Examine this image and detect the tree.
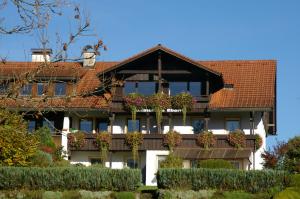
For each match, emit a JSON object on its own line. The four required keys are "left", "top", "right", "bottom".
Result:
{"left": 0, "top": 0, "right": 107, "bottom": 110}
{"left": 0, "top": 109, "right": 39, "bottom": 166}
{"left": 261, "top": 136, "right": 300, "bottom": 173}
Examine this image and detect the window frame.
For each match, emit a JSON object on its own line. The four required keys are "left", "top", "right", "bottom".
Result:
{"left": 79, "top": 118, "right": 93, "bottom": 133}
{"left": 96, "top": 118, "right": 109, "bottom": 132}
{"left": 225, "top": 118, "right": 241, "bottom": 132}
{"left": 123, "top": 81, "right": 157, "bottom": 96}
{"left": 20, "top": 83, "right": 32, "bottom": 96}
{"left": 191, "top": 117, "right": 205, "bottom": 134}
{"left": 0, "top": 82, "right": 9, "bottom": 95}
{"left": 127, "top": 118, "right": 141, "bottom": 133}
{"left": 54, "top": 82, "right": 67, "bottom": 96}
{"left": 37, "top": 83, "right": 45, "bottom": 96}
{"left": 168, "top": 81, "right": 203, "bottom": 96}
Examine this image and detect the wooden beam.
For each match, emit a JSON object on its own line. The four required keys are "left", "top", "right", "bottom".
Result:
{"left": 158, "top": 52, "right": 162, "bottom": 92}
{"left": 146, "top": 112, "right": 150, "bottom": 134}
{"left": 118, "top": 70, "right": 191, "bottom": 74}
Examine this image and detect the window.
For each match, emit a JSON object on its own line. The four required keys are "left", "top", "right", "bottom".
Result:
{"left": 124, "top": 81, "right": 156, "bottom": 96}
{"left": 138, "top": 82, "right": 156, "bottom": 96}
{"left": 28, "top": 120, "right": 36, "bottom": 132}
{"left": 0, "top": 83, "right": 8, "bottom": 95}
{"left": 226, "top": 119, "right": 240, "bottom": 131}
{"left": 37, "top": 83, "right": 46, "bottom": 96}
{"left": 90, "top": 158, "right": 102, "bottom": 165}
{"left": 127, "top": 119, "right": 140, "bottom": 132}
{"left": 43, "top": 120, "right": 55, "bottom": 132}
{"left": 126, "top": 159, "right": 138, "bottom": 169}
{"left": 169, "top": 82, "right": 187, "bottom": 95}
{"left": 124, "top": 82, "right": 136, "bottom": 95}
{"left": 189, "top": 82, "right": 202, "bottom": 96}
{"left": 20, "top": 84, "right": 32, "bottom": 96}
{"left": 230, "top": 161, "right": 240, "bottom": 169}
{"left": 55, "top": 82, "right": 66, "bottom": 96}
{"left": 192, "top": 119, "right": 205, "bottom": 134}
{"left": 80, "top": 119, "right": 93, "bottom": 133}
{"left": 97, "top": 121, "right": 108, "bottom": 132}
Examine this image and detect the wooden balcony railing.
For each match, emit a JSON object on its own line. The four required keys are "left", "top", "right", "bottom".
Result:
{"left": 69, "top": 134, "right": 256, "bottom": 151}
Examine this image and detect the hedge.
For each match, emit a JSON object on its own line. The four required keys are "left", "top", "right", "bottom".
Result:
{"left": 0, "top": 167, "right": 141, "bottom": 191}
{"left": 157, "top": 168, "right": 290, "bottom": 193}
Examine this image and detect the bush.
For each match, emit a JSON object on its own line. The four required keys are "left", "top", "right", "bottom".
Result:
{"left": 159, "top": 154, "right": 183, "bottom": 168}
{"left": 157, "top": 168, "right": 290, "bottom": 193}
{"left": 198, "top": 159, "right": 234, "bottom": 169}
{"left": 33, "top": 126, "right": 56, "bottom": 148}
{"left": 0, "top": 109, "right": 39, "bottom": 166}
{"left": 0, "top": 167, "right": 141, "bottom": 191}
{"left": 52, "top": 159, "right": 70, "bottom": 167}
{"left": 31, "top": 150, "right": 53, "bottom": 167}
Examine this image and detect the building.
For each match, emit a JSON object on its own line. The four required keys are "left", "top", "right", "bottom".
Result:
{"left": 0, "top": 45, "right": 276, "bottom": 186}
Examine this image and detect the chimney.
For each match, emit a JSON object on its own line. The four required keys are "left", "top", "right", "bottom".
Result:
{"left": 83, "top": 51, "right": 96, "bottom": 67}
{"left": 31, "top": 48, "right": 52, "bottom": 62}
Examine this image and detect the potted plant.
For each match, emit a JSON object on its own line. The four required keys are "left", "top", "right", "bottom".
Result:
{"left": 171, "top": 92, "right": 195, "bottom": 125}
{"left": 163, "top": 130, "right": 182, "bottom": 152}
{"left": 227, "top": 129, "right": 246, "bottom": 149}
{"left": 123, "top": 93, "right": 146, "bottom": 121}
{"left": 148, "top": 92, "right": 171, "bottom": 133}
{"left": 67, "top": 131, "right": 86, "bottom": 149}
{"left": 93, "top": 132, "right": 112, "bottom": 166}
{"left": 255, "top": 134, "right": 263, "bottom": 151}
{"left": 125, "top": 132, "right": 144, "bottom": 166}
{"left": 197, "top": 130, "right": 216, "bottom": 149}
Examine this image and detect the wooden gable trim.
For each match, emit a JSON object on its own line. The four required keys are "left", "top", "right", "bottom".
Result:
{"left": 96, "top": 44, "right": 222, "bottom": 77}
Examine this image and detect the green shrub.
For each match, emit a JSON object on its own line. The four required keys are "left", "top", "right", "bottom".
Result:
{"left": 198, "top": 159, "right": 234, "bottom": 169}
{"left": 159, "top": 154, "right": 183, "bottom": 168}
{"left": 33, "top": 126, "right": 56, "bottom": 148}
{"left": 113, "top": 192, "right": 135, "bottom": 199}
{"left": 31, "top": 150, "right": 53, "bottom": 167}
{"left": 0, "top": 167, "right": 141, "bottom": 191}
{"left": 157, "top": 168, "right": 290, "bottom": 193}
{"left": 52, "top": 159, "right": 70, "bottom": 167}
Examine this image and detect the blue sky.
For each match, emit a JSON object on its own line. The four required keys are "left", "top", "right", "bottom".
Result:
{"left": 1, "top": 0, "right": 300, "bottom": 147}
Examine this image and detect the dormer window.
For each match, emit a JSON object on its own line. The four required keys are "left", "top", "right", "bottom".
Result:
{"left": 20, "top": 84, "right": 32, "bottom": 96}
{"left": 55, "top": 82, "right": 66, "bottom": 96}
{"left": 0, "top": 83, "right": 8, "bottom": 95}
{"left": 37, "top": 83, "right": 46, "bottom": 96}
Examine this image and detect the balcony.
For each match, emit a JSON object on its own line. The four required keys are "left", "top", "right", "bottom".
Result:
{"left": 110, "top": 86, "right": 210, "bottom": 113}
{"left": 68, "top": 133, "right": 256, "bottom": 152}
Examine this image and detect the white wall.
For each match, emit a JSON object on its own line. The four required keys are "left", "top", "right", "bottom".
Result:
{"left": 145, "top": 150, "right": 169, "bottom": 186}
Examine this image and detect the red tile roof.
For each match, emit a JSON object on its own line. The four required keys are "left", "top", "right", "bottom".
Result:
{"left": 199, "top": 60, "right": 276, "bottom": 110}
{"left": 0, "top": 59, "right": 276, "bottom": 110}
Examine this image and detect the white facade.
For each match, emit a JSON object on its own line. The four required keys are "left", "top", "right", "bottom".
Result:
{"left": 66, "top": 111, "right": 267, "bottom": 186}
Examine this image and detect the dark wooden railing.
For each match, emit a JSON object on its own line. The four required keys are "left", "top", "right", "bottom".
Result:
{"left": 69, "top": 134, "right": 256, "bottom": 151}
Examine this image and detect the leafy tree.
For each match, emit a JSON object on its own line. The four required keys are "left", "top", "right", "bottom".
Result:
{"left": 0, "top": 109, "right": 39, "bottom": 166}
{"left": 33, "top": 126, "right": 56, "bottom": 148}
{"left": 262, "top": 136, "right": 300, "bottom": 173}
